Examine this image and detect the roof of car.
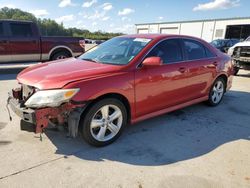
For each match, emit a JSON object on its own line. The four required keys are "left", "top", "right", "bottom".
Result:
{"left": 119, "top": 34, "right": 206, "bottom": 42}
{"left": 121, "top": 34, "right": 175, "bottom": 39}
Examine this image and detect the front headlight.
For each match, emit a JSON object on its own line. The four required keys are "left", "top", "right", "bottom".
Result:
{"left": 25, "top": 88, "right": 80, "bottom": 108}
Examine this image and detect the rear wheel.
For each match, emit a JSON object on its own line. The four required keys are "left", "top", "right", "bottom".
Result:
{"left": 80, "top": 98, "right": 127, "bottom": 147}
{"left": 207, "top": 78, "right": 225, "bottom": 106}
{"left": 51, "top": 51, "right": 71, "bottom": 60}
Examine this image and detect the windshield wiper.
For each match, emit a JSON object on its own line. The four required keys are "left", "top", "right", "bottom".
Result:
{"left": 81, "top": 58, "right": 101, "bottom": 63}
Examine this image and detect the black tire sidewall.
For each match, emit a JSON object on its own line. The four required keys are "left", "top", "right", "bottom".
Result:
{"left": 207, "top": 78, "right": 225, "bottom": 106}
{"left": 80, "top": 98, "right": 127, "bottom": 147}
{"left": 51, "top": 51, "right": 70, "bottom": 60}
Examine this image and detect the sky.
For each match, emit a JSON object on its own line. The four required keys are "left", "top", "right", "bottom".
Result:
{"left": 0, "top": 0, "right": 249, "bottom": 33}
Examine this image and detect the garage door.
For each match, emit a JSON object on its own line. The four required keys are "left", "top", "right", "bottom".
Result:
{"left": 137, "top": 29, "right": 149, "bottom": 34}
{"left": 160, "top": 27, "right": 179, "bottom": 34}
{"left": 225, "top": 24, "right": 250, "bottom": 40}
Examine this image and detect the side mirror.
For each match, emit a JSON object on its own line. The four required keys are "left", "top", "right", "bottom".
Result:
{"left": 142, "top": 57, "right": 163, "bottom": 67}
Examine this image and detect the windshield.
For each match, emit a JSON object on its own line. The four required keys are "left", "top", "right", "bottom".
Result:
{"left": 79, "top": 37, "right": 152, "bottom": 65}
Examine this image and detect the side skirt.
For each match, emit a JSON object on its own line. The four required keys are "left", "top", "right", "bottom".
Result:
{"left": 132, "top": 96, "right": 208, "bottom": 124}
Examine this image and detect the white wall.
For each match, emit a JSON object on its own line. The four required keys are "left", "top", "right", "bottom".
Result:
{"left": 148, "top": 24, "right": 159, "bottom": 33}
{"left": 138, "top": 29, "right": 149, "bottom": 34}
{"left": 159, "top": 23, "right": 180, "bottom": 34}
{"left": 180, "top": 22, "right": 203, "bottom": 38}
{"left": 136, "top": 18, "right": 250, "bottom": 42}
{"left": 160, "top": 28, "right": 179, "bottom": 34}
{"left": 201, "top": 21, "right": 215, "bottom": 42}
{"left": 136, "top": 25, "right": 149, "bottom": 34}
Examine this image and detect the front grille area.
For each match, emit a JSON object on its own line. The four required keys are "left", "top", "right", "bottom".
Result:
{"left": 240, "top": 47, "right": 250, "bottom": 58}
{"left": 233, "top": 46, "right": 250, "bottom": 58}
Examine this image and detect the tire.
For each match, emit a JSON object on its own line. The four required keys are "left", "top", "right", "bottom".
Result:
{"left": 80, "top": 98, "right": 127, "bottom": 147}
{"left": 233, "top": 67, "right": 240, "bottom": 76}
{"left": 51, "top": 51, "right": 71, "bottom": 60}
{"left": 207, "top": 77, "right": 226, "bottom": 106}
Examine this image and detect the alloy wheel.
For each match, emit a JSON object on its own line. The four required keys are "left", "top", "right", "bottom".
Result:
{"left": 211, "top": 80, "right": 224, "bottom": 104}
{"left": 90, "top": 105, "right": 123, "bottom": 142}
{"left": 56, "top": 55, "right": 67, "bottom": 59}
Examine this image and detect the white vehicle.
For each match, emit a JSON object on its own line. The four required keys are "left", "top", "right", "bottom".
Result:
{"left": 228, "top": 37, "right": 250, "bottom": 75}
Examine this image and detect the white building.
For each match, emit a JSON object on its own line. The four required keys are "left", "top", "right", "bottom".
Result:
{"left": 135, "top": 17, "right": 250, "bottom": 42}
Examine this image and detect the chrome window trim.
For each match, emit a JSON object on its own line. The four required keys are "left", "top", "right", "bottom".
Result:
{"left": 137, "top": 36, "right": 218, "bottom": 68}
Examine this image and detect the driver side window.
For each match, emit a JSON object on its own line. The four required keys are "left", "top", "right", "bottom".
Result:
{"left": 146, "top": 39, "right": 183, "bottom": 64}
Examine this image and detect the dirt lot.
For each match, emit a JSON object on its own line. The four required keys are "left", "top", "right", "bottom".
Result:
{"left": 0, "top": 71, "right": 249, "bottom": 188}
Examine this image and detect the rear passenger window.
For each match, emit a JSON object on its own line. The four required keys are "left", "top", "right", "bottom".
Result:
{"left": 205, "top": 47, "right": 216, "bottom": 58}
{"left": 0, "top": 23, "right": 3, "bottom": 36}
{"left": 147, "top": 39, "right": 183, "bottom": 64}
{"left": 183, "top": 39, "right": 207, "bottom": 60}
{"left": 10, "top": 23, "right": 33, "bottom": 37}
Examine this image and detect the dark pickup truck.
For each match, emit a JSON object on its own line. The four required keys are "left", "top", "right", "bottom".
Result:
{"left": 0, "top": 20, "right": 85, "bottom": 63}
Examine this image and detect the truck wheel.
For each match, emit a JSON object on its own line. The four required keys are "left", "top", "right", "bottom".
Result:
{"left": 233, "top": 67, "right": 240, "bottom": 76}
{"left": 80, "top": 98, "right": 127, "bottom": 147}
{"left": 207, "top": 77, "right": 225, "bottom": 106}
{"left": 51, "top": 51, "right": 71, "bottom": 60}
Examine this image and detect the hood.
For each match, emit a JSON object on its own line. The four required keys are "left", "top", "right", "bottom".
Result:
{"left": 232, "top": 41, "right": 250, "bottom": 48}
{"left": 17, "top": 58, "right": 121, "bottom": 89}
{"left": 228, "top": 41, "right": 250, "bottom": 56}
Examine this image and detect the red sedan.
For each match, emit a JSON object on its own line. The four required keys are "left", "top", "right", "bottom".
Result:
{"left": 8, "top": 34, "right": 233, "bottom": 146}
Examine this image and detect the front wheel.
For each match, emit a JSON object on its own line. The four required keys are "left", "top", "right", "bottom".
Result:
{"left": 207, "top": 78, "right": 225, "bottom": 106}
{"left": 80, "top": 98, "right": 127, "bottom": 147}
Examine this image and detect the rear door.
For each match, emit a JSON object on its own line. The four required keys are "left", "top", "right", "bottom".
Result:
{"left": 181, "top": 38, "right": 218, "bottom": 100}
{"left": 9, "top": 22, "right": 40, "bottom": 62}
{"left": 0, "top": 22, "right": 11, "bottom": 63}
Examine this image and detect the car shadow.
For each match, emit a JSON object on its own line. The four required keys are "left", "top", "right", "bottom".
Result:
{"left": 45, "top": 90, "right": 250, "bottom": 166}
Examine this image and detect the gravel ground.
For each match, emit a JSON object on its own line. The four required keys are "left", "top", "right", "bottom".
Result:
{"left": 0, "top": 70, "right": 249, "bottom": 188}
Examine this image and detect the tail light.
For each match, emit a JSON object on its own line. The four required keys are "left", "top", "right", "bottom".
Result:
{"left": 79, "top": 40, "right": 85, "bottom": 49}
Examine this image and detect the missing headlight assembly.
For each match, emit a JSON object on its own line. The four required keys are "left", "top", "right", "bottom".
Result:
{"left": 7, "top": 86, "right": 85, "bottom": 137}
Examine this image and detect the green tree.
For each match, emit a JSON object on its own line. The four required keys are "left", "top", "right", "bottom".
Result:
{"left": 0, "top": 7, "right": 123, "bottom": 39}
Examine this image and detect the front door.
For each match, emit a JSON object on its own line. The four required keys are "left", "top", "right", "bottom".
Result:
{"left": 135, "top": 38, "right": 191, "bottom": 118}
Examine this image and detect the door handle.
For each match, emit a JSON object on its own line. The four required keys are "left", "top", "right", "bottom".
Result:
{"left": 207, "top": 62, "right": 218, "bottom": 68}
{"left": 178, "top": 67, "right": 186, "bottom": 73}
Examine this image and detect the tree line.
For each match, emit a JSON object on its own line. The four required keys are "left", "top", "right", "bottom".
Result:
{"left": 0, "top": 7, "right": 123, "bottom": 40}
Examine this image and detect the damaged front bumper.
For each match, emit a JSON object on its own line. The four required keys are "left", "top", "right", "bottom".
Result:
{"left": 232, "top": 57, "right": 250, "bottom": 70}
{"left": 8, "top": 95, "right": 36, "bottom": 124}
{"left": 7, "top": 88, "right": 85, "bottom": 137}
